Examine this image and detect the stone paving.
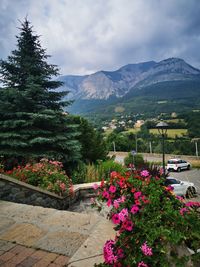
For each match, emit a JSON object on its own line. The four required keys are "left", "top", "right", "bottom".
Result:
{"left": 0, "top": 200, "right": 115, "bottom": 267}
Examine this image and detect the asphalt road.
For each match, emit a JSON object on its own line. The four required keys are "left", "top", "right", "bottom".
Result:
{"left": 168, "top": 169, "right": 200, "bottom": 200}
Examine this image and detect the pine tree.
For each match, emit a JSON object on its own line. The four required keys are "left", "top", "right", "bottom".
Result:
{"left": 0, "top": 19, "right": 80, "bottom": 168}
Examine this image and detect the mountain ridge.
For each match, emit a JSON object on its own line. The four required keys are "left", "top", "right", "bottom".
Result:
{"left": 59, "top": 58, "right": 200, "bottom": 101}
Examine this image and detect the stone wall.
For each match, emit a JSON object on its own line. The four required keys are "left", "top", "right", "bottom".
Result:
{"left": 0, "top": 174, "right": 98, "bottom": 210}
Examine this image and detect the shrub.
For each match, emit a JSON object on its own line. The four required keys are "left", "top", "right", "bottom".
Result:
{"left": 93, "top": 169, "right": 200, "bottom": 266}
{"left": 124, "top": 153, "right": 146, "bottom": 169}
{"left": 71, "top": 162, "right": 87, "bottom": 184}
{"left": 99, "top": 160, "right": 125, "bottom": 180}
{"left": 4, "top": 159, "right": 72, "bottom": 196}
{"left": 71, "top": 160, "right": 126, "bottom": 184}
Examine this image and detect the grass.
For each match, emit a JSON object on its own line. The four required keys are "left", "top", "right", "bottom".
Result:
{"left": 149, "top": 128, "right": 188, "bottom": 138}
{"left": 190, "top": 160, "right": 200, "bottom": 169}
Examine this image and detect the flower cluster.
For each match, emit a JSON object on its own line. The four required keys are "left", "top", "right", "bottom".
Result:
{"left": 93, "top": 169, "right": 200, "bottom": 267}
{"left": 4, "top": 159, "right": 72, "bottom": 196}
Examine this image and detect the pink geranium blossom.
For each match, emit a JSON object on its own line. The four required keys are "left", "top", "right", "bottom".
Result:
{"left": 109, "top": 185, "right": 117, "bottom": 193}
{"left": 110, "top": 171, "right": 118, "bottom": 178}
{"left": 122, "top": 219, "right": 133, "bottom": 231}
{"left": 107, "top": 199, "right": 112, "bottom": 207}
{"left": 130, "top": 204, "right": 140, "bottom": 214}
{"left": 59, "top": 183, "right": 66, "bottom": 191}
{"left": 135, "top": 199, "right": 141, "bottom": 206}
{"left": 113, "top": 200, "right": 120, "bottom": 209}
{"left": 180, "top": 207, "right": 189, "bottom": 216}
{"left": 185, "top": 201, "right": 200, "bottom": 207}
{"left": 104, "top": 240, "right": 118, "bottom": 264}
{"left": 118, "top": 208, "right": 128, "bottom": 222}
{"left": 176, "top": 196, "right": 184, "bottom": 201}
{"left": 102, "top": 191, "right": 110, "bottom": 199}
{"left": 113, "top": 196, "right": 126, "bottom": 209}
{"left": 134, "top": 191, "right": 142, "bottom": 199}
{"left": 138, "top": 261, "right": 149, "bottom": 267}
{"left": 120, "top": 196, "right": 126, "bottom": 202}
{"left": 112, "top": 214, "right": 120, "bottom": 224}
{"left": 140, "top": 170, "right": 150, "bottom": 177}
{"left": 141, "top": 241, "right": 153, "bottom": 256}
{"left": 165, "top": 185, "right": 174, "bottom": 192}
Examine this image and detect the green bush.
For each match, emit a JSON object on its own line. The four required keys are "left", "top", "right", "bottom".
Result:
{"left": 124, "top": 153, "right": 146, "bottom": 168}
{"left": 71, "top": 162, "right": 87, "bottom": 184}
{"left": 99, "top": 160, "right": 125, "bottom": 180}
{"left": 71, "top": 160, "right": 126, "bottom": 184}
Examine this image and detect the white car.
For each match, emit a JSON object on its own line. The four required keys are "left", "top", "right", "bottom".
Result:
{"left": 167, "top": 158, "right": 191, "bottom": 172}
{"left": 165, "top": 177, "right": 197, "bottom": 198}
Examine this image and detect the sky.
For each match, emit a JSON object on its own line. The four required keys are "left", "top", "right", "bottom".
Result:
{"left": 0, "top": 0, "right": 200, "bottom": 75}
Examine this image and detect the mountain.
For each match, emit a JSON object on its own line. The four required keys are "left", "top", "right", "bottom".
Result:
{"left": 59, "top": 58, "right": 200, "bottom": 101}
{"left": 59, "top": 58, "right": 200, "bottom": 117}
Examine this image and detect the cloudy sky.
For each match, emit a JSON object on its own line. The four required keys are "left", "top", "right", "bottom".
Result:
{"left": 0, "top": 0, "right": 200, "bottom": 75}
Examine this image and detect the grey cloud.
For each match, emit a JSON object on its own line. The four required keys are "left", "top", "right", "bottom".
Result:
{"left": 0, "top": 0, "right": 200, "bottom": 74}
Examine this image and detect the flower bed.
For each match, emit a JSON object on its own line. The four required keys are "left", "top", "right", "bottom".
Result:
{"left": 92, "top": 169, "right": 200, "bottom": 267}
{"left": 3, "top": 159, "right": 72, "bottom": 196}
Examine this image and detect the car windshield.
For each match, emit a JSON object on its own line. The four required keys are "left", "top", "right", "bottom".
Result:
{"left": 165, "top": 179, "right": 181, "bottom": 186}
{"left": 168, "top": 160, "right": 177, "bottom": 164}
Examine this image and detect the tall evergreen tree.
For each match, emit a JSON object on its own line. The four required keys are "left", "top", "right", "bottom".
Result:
{"left": 0, "top": 19, "right": 80, "bottom": 167}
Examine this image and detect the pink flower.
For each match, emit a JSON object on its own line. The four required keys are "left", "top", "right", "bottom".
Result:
{"left": 107, "top": 199, "right": 112, "bottom": 207}
{"left": 185, "top": 201, "right": 200, "bottom": 207}
{"left": 59, "top": 183, "right": 66, "bottom": 191}
{"left": 140, "top": 170, "right": 149, "bottom": 177}
{"left": 138, "top": 261, "right": 149, "bottom": 267}
{"left": 130, "top": 204, "right": 139, "bottom": 214}
{"left": 141, "top": 241, "right": 153, "bottom": 256}
{"left": 109, "top": 185, "right": 117, "bottom": 193}
{"left": 93, "top": 183, "right": 99, "bottom": 190}
{"left": 117, "top": 180, "right": 125, "bottom": 188}
{"left": 118, "top": 208, "right": 128, "bottom": 222}
{"left": 120, "top": 196, "right": 126, "bottom": 202}
{"left": 102, "top": 191, "right": 110, "bottom": 199}
{"left": 134, "top": 191, "right": 142, "bottom": 199}
{"left": 110, "top": 171, "right": 118, "bottom": 178}
{"left": 135, "top": 199, "right": 141, "bottom": 206}
{"left": 112, "top": 214, "right": 120, "bottom": 224}
{"left": 165, "top": 185, "right": 174, "bottom": 192}
{"left": 103, "top": 240, "right": 118, "bottom": 264}
{"left": 113, "top": 200, "right": 120, "bottom": 209}
{"left": 180, "top": 207, "right": 189, "bottom": 216}
{"left": 122, "top": 219, "right": 133, "bottom": 231}
{"left": 100, "top": 179, "right": 105, "bottom": 188}
{"left": 176, "top": 196, "right": 184, "bottom": 201}
{"left": 113, "top": 196, "right": 126, "bottom": 209}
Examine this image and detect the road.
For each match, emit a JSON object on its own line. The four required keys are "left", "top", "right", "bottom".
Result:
{"left": 168, "top": 169, "right": 200, "bottom": 201}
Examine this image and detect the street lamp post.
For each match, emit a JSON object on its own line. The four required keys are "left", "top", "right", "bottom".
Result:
{"left": 156, "top": 121, "right": 169, "bottom": 178}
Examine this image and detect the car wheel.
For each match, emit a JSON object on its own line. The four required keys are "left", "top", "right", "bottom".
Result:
{"left": 186, "top": 187, "right": 194, "bottom": 199}
{"left": 177, "top": 167, "right": 181, "bottom": 172}
{"left": 191, "top": 187, "right": 196, "bottom": 196}
{"left": 187, "top": 165, "right": 190, "bottom": 170}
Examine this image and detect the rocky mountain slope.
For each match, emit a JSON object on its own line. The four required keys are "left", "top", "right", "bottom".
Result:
{"left": 59, "top": 58, "right": 200, "bottom": 100}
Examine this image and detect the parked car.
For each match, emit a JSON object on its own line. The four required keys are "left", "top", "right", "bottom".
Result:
{"left": 167, "top": 158, "right": 191, "bottom": 172}
{"left": 165, "top": 177, "right": 197, "bottom": 198}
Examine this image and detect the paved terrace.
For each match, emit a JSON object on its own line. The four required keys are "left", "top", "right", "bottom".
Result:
{"left": 0, "top": 201, "right": 115, "bottom": 267}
